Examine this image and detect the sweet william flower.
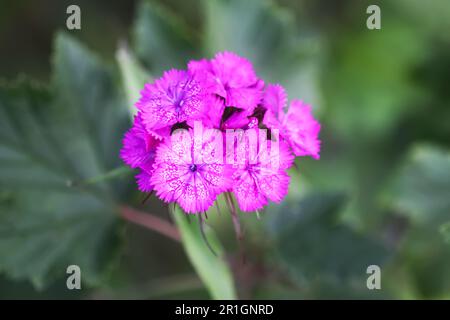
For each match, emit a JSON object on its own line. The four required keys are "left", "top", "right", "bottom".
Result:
{"left": 120, "top": 114, "right": 159, "bottom": 168}
{"left": 229, "top": 129, "right": 294, "bottom": 212}
{"left": 263, "top": 84, "right": 287, "bottom": 116}
{"left": 136, "top": 170, "right": 153, "bottom": 193}
{"left": 188, "top": 52, "right": 264, "bottom": 112}
{"left": 263, "top": 84, "right": 321, "bottom": 159}
{"left": 120, "top": 114, "right": 160, "bottom": 192}
{"left": 137, "top": 69, "right": 208, "bottom": 133}
{"left": 121, "top": 52, "right": 322, "bottom": 215}
{"left": 150, "top": 126, "right": 232, "bottom": 214}
{"left": 283, "top": 100, "right": 321, "bottom": 159}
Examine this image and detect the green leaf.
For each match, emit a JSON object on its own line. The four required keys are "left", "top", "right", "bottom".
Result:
{"left": 52, "top": 33, "right": 129, "bottom": 179}
{"left": 397, "top": 226, "right": 450, "bottom": 299}
{"left": 440, "top": 222, "right": 450, "bottom": 243}
{"left": 0, "top": 33, "right": 130, "bottom": 289}
{"left": 172, "top": 206, "right": 236, "bottom": 300}
{"left": 133, "top": 0, "right": 196, "bottom": 75}
{"left": 267, "top": 193, "right": 390, "bottom": 285}
{"left": 116, "top": 45, "right": 151, "bottom": 119}
{"left": 202, "top": 0, "right": 322, "bottom": 110}
{"left": 324, "top": 22, "right": 426, "bottom": 141}
{"left": 202, "top": 0, "right": 289, "bottom": 63}
{"left": 385, "top": 144, "right": 450, "bottom": 227}
{"left": 382, "top": 146, "right": 450, "bottom": 298}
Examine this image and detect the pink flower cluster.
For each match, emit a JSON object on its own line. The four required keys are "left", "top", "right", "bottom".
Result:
{"left": 121, "top": 52, "right": 320, "bottom": 214}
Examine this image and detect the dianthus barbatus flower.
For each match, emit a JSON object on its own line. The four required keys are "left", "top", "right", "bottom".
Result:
{"left": 120, "top": 52, "right": 322, "bottom": 217}
{"left": 120, "top": 113, "right": 160, "bottom": 192}
{"left": 137, "top": 69, "right": 208, "bottom": 133}
{"left": 188, "top": 52, "right": 264, "bottom": 112}
{"left": 229, "top": 129, "right": 294, "bottom": 212}
{"left": 151, "top": 126, "right": 232, "bottom": 213}
{"left": 263, "top": 84, "right": 321, "bottom": 159}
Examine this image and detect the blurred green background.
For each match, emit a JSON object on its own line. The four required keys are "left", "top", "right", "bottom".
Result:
{"left": 0, "top": 0, "right": 449, "bottom": 299}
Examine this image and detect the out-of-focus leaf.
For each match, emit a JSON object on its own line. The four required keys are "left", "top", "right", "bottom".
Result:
{"left": 202, "top": 0, "right": 323, "bottom": 107}
{"left": 133, "top": 0, "right": 196, "bottom": 75}
{"left": 116, "top": 45, "right": 151, "bottom": 119}
{"left": 440, "top": 222, "right": 450, "bottom": 243}
{"left": 396, "top": 226, "right": 450, "bottom": 299}
{"left": 267, "top": 192, "right": 390, "bottom": 285}
{"left": 172, "top": 206, "right": 236, "bottom": 300}
{"left": 267, "top": 192, "right": 346, "bottom": 235}
{"left": 394, "top": 0, "right": 450, "bottom": 40}
{"left": 0, "top": 33, "right": 129, "bottom": 289}
{"left": 0, "top": 275, "right": 85, "bottom": 299}
{"left": 203, "top": 0, "right": 290, "bottom": 66}
{"left": 385, "top": 144, "right": 450, "bottom": 227}
{"left": 324, "top": 23, "right": 426, "bottom": 141}
{"left": 378, "top": 143, "right": 450, "bottom": 297}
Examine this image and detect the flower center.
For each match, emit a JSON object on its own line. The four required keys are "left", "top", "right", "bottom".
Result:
{"left": 189, "top": 164, "right": 198, "bottom": 172}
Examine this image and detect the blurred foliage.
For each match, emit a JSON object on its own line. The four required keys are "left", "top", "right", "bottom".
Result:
{"left": 269, "top": 193, "right": 360, "bottom": 280}
{"left": 385, "top": 145, "right": 450, "bottom": 228}
{"left": 0, "top": 34, "right": 130, "bottom": 289}
{"left": 0, "top": 0, "right": 450, "bottom": 299}
{"left": 133, "top": 1, "right": 198, "bottom": 74}
{"left": 266, "top": 192, "right": 390, "bottom": 299}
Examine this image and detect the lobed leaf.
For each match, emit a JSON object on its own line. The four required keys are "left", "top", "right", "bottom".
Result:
{"left": 0, "top": 33, "right": 130, "bottom": 289}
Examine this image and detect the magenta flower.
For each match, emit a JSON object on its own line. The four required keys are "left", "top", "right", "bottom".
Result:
{"left": 229, "top": 130, "right": 294, "bottom": 212}
{"left": 150, "top": 127, "right": 232, "bottom": 213}
{"left": 120, "top": 114, "right": 159, "bottom": 168}
{"left": 263, "top": 84, "right": 287, "bottom": 116}
{"left": 136, "top": 170, "right": 153, "bottom": 193}
{"left": 120, "top": 114, "right": 160, "bottom": 192}
{"left": 263, "top": 84, "right": 321, "bottom": 159}
{"left": 121, "top": 53, "right": 322, "bottom": 215}
{"left": 189, "top": 52, "right": 264, "bottom": 112}
{"left": 137, "top": 69, "right": 208, "bottom": 132}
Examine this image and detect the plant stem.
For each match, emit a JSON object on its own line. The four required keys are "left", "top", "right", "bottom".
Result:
{"left": 82, "top": 166, "right": 133, "bottom": 185}
{"left": 120, "top": 205, "right": 180, "bottom": 242}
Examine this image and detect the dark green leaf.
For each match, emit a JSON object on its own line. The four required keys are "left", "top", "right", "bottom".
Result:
{"left": 324, "top": 23, "right": 426, "bottom": 141}
{"left": 0, "top": 33, "right": 130, "bottom": 289}
{"left": 202, "top": 0, "right": 322, "bottom": 109}
{"left": 385, "top": 144, "right": 450, "bottom": 227}
{"left": 267, "top": 192, "right": 390, "bottom": 284}
{"left": 203, "top": 0, "right": 289, "bottom": 65}
{"left": 133, "top": 0, "right": 196, "bottom": 75}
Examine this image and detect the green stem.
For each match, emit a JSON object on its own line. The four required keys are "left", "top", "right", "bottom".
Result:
{"left": 171, "top": 205, "right": 237, "bottom": 300}
{"left": 82, "top": 166, "right": 133, "bottom": 185}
